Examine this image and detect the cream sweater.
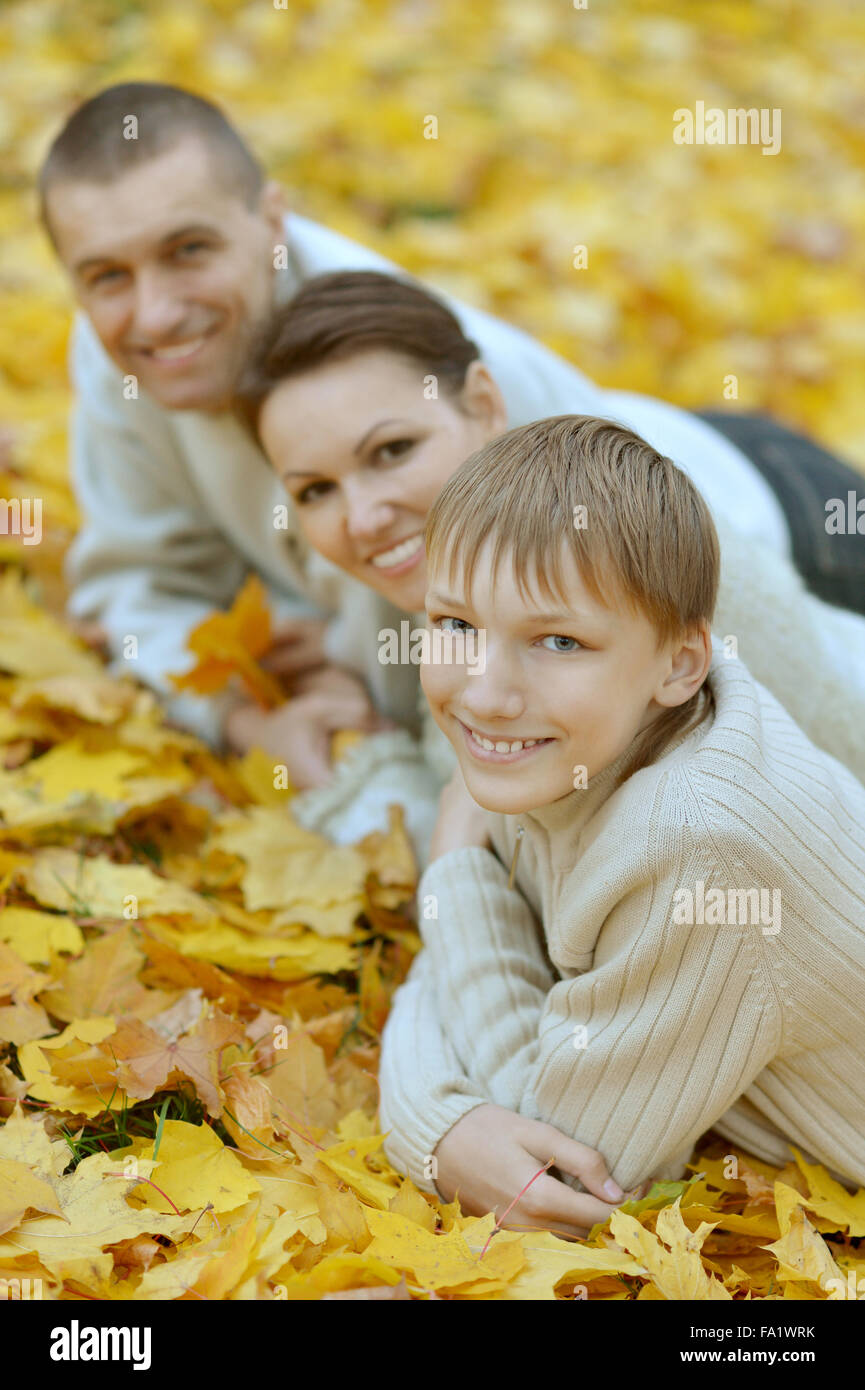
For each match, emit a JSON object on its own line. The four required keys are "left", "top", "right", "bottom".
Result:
{"left": 378, "top": 643, "right": 865, "bottom": 1197}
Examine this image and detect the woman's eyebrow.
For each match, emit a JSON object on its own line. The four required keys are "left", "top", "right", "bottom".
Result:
{"left": 353, "top": 418, "right": 414, "bottom": 455}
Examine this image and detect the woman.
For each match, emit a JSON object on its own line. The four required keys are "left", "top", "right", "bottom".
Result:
{"left": 235, "top": 270, "right": 865, "bottom": 1231}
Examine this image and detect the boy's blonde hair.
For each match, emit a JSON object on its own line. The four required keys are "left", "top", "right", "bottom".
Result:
{"left": 425, "top": 414, "right": 721, "bottom": 783}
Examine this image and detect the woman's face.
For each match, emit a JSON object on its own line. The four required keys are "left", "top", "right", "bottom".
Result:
{"left": 258, "top": 348, "right": 507, "bottom": 612}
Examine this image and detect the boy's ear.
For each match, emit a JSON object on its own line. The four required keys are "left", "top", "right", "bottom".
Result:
{"left": 653, "top": 623, "right": 712, "bottom": 709}
{"left": 460, "top": 361, "right": 508, "bottom": 436}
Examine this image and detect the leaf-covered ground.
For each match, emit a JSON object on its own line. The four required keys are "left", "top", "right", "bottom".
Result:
{"left": 1, "top": 0, "right": 864, "bottom": 1300}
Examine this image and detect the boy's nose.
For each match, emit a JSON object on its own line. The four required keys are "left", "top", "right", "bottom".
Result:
{"left": 458, "top": 661, "right": 526, "bottom": 722}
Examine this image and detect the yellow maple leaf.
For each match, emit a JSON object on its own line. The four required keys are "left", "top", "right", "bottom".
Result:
{"left": 0, "top": 1157, "right": 63, "bottom": 1235}
{"left": 363, "top": 1208, "right": 525, "bottom": 1292}
{"left": 211, "top": 806, "right": 367, "bottom": 933}
{"left": 17, "top": 1016, "right": 118, "bottom": 1116}
{"left": 759, "top": 1182, "right": 845, "bottom": 1293}
{"left": 0, "top": 571, "right": 101, "bottom": 680}
{"left": 168, "top": 574, "right": 285, "bottom": 708}
{"left": 128, "top": 1120, "right": 261, "bottom": 1216}
{"left": 0, "top": 905, "right": 83, "bottom": 965}
{"left": 0, "top": 1105, "right": 70, "bottom": 1179}
{"left": 316, "top": 1134, "right": 401, "bottom": 1209}
{"left": 791, "top": 1147, "right": 865, "bottom": 1237}
{"left": 0, "top": 1149, "right": 195, "bottom": 1285}
{"left": 22, "top": 848, "right": 215, "bottom": 921}
{"left": 609, "top": 1195, "right": 732, "bottom": 1300}
{"left": 107, "top": 1007, "right": 243, "bottom": 1117}
{"left": 147, "top": 918, "right": 357, "bottom": 980}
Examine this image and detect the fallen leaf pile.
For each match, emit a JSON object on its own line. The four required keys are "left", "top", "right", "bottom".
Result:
{"left": 1, "top": 0, "right": 865, "bottom": 1300}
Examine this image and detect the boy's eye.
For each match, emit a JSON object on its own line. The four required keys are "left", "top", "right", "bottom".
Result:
{"left": 437, "top": 616, "right": 475, "bottom": 634}
{"left": 376, "top": 438, "right": 415, "bottom": 463}
{"left": 296, "top": 480, "right": 333, "bottom": 504}
{"left": 540, "top": 634, "right": 581, "bottom": 653}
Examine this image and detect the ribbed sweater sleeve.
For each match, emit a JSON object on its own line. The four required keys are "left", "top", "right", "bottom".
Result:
{"left": 377, "top": 949, "right": 491, "bottom": 1194}
{"left": 419, "top": 841, "right": 784, "bottom": 1195}
{"left": 415, "top": 848, "right": 556, "bottom": 1111}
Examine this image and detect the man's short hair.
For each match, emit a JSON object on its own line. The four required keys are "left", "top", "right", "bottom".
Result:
{"left": 38, "top": 82, "right": 265, "bottom": 240}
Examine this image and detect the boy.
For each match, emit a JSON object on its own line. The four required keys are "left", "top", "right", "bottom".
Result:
{"left": 378, "top": 414, "right": 865, "bottom": 1219}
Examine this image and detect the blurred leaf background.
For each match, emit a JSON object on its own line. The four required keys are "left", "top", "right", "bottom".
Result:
{"left": 0, "top": 0, "right": 864, "bottom": 1303}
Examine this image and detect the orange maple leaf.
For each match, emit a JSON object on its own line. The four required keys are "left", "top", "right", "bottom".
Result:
{"left": 168, "top": 574, "right": 285, "bottom": 709}
{"left": 106, "top": 1009, "right": 244, "bottom": 1117}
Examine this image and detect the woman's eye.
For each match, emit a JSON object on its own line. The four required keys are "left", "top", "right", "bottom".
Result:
{"left": 540, "top": 634, "right": 581, "bottom": 653}
{"left": 296, "top": 480, "right": 333, "bottom": 504}
{"left": 376, "top": 438, "right": 415, "bottom": 463}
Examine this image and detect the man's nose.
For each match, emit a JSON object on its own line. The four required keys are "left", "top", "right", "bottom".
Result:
{"left": 131, "top": 270, "right": 188, "bottom": 342}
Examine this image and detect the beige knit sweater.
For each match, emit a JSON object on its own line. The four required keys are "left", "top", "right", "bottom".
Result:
{"left": 378, "top": 643, "right": 865, "bottom": 1197}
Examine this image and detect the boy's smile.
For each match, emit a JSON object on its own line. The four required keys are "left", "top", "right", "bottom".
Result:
{"left": 422, "top": 537, "right": 708, "bottom": 814}
{"left": 458, "top": 720, "right": 556, "bottom": 761}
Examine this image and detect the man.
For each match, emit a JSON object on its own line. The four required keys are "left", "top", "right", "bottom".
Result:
{"left": 40, "top": 82, "right": 862, "bottom": 790}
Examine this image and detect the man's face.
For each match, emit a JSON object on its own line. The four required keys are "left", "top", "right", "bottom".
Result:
{"left": 46, "top": 137, "right": 283, "bottom": 411}
{"left": 421, "top": 537, "right": 687, "bottom": 814}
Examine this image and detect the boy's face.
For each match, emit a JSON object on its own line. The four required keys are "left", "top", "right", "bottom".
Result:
{"left": 422, "top": 537, "right": 695, "bottom": 814}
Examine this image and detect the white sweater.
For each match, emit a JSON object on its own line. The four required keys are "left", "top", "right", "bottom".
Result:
{"left": 64, "top": 211, "right": 794, "bottom": 751}
{"left": 378, "top": 644, "right": 865, "bottom": 1197}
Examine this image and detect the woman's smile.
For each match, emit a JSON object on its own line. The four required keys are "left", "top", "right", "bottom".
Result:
{"left": 366, "top": 531, "right": 425, "bottom": 575}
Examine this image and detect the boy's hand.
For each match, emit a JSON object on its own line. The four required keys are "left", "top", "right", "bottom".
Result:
{"left": 223, "top": 665, "right": 392, "bottom": 789}
{"left": 432, "top": 1103, "right": 648, "bottom": 1238}
{"left": 428, "top": 767, "right": 491, "bottom": 863}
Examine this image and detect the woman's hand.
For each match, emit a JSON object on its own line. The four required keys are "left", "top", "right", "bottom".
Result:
{"left": 223, "top": 665, "right": 392, "bottom": 789}
{"left": 433, "top": 1104, "right": 648, "bottom": 1238}
{"left": 428, "top": 767, "right": 491, "bottom": 863}
{"left": 258, "top": 617, "right": 329, "bottom": 680}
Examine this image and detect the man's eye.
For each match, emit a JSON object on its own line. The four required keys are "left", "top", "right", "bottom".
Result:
{"left": 376, "top": 438, "right": 415, "bottom": 463}
{"left": 296, "top": 481, "right": 333, "bottom": 504}
{"left": 540, "top": 634, "right": 581, "bottom": 652}
{"left": 175, "top": 241, "right": 209, "bottom": 257}
{"left": 90, "top": 268, "right": 126, "bottom": 287}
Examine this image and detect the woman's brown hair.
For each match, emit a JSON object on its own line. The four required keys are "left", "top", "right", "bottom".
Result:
{"left": 239, "top": 269, "right": 481, "bottom": 430}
